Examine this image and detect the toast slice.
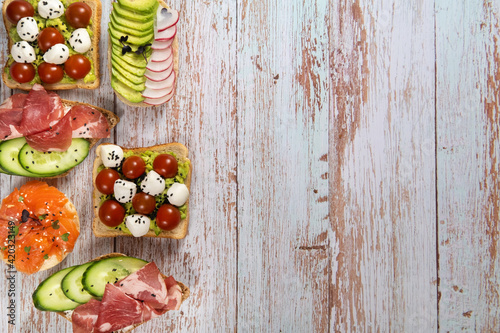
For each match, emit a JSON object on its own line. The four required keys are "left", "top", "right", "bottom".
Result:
{"left": 2, "top": 0, "right": 102, "bottom": 90}
{"left": 93, "top": 143, "right": 191, "bottom": 239}
{"left": 56, "top": 252, "right": 190, "bottom": 333}
{"left": 109, "top": 0, "right": 179, "bottom": 107}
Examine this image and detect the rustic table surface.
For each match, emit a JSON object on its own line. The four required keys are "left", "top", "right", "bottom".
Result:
{"left": 1, "top": 0, "right": 499, "bottom": 332}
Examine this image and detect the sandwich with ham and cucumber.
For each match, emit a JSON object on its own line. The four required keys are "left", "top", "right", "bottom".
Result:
{"left": 32, "top": 253, "right": 189, "bottom": 333}
{"left": 93, "top": 143, "right": 191, "bottom": 239}
{"left": 0, "top": 84, "right": 119, "bottom": 177}
{"left": 108, "top": 0, "right": 179, "bottom": 106}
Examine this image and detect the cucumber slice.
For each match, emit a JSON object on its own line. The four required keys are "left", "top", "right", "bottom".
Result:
{"left": 82, "top": 256, "right": 148, "bottom": 297}
{"left": 0, "top": 138, "right": 42, "bottom": 177}
{"left": 18, "top": 139, "right": 90, "bottom": 176}
{"left": 61, "top": 262, "right": 94, "bottom": 304}
{"left": 32, "top": 266, "right": 81, "bottom": 311}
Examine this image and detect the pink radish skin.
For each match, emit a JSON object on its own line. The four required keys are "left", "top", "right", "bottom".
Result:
{"left": 150, "top": 47, "right": 173, "bottom": 62}
{"left": 156, "top": 7, "right": 179, "bottom": 32}
{"left": 144, "top": 88, "right": 175, "bottom": 106}
{"left": 142, "top": 84, "right": 174, "bottom": 99}
{"left": 145, "top": 63, "right": 174, "bottom": 82}
{"left": 151, "top": 38, "right": 173, "bottom": 50}
{"left": 145, "top": 71, "right": 176, "bottom": 90}
{"left": 155, "top": 25, "right": 176, "bottom": 41}
{"left": 146, "top": 53, "right": 173, "bottom": 72}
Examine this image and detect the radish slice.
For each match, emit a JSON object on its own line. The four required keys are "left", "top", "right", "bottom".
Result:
{"left": 151, "top": 38, "right": 173, "bottom": 50}
{"left": 142, "top": 84, "right": 174, "bottom": 99}
{"left": 145, "top": 71, "right": 176, "bottom": 90}
{"left": 144, "top": 88, "right": 175, "bottom": 106}
{"left": 150, "top": 47, "right": 172, "bottom": 62}
{"left": 155, "top": 25, "right": 176, "bottom": 41}
{"left": 146, "top": 53, "right": 173, "bottom": 72}
{"left": 156, "top": 7, "right": 179, "bottom": 32}
{"left": 145, "top": 62, "right": 174, "bottom": 81}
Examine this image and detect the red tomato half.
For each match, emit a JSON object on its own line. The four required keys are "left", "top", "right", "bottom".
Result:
{"left": 99, "top": 200, "right": 125, "bottom": 227}
{"left": 153, "top": 154, "right": 178, "bottom": 178}
{"left": 6, "top": 0, "right": 34, "bottom": 23}
{"left": 122, "top": 156, "right": 146, "bottom": 179}
{"left": 64, "top": 55, "right": 91, "bottom": 80}
{"left": 132, "top": 192, "right": 156, "bottom": 215}
{"left": 38, "top": 27, "right": 65, "bottom": 52}
{"left": 96, "top": 169, "right": 121, "bottom": 195}
{"left": 156, "top": 204, "right": 181, "bottom": 231}
{"left": 10, "top": 62, "right": 35, "bottom": 83}
{"left": 38, "top": 63, "right": 64, "bottom": 84}
{"left": 65, "top": 2, "right": 92, "bottom": 28}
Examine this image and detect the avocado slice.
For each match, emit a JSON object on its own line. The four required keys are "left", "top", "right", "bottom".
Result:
{"left": 111, "top": 45, "right": 150, "bottom": 68}
{"left": 111, "top": 67, "right": 146, "bottom": 92}
{"left": 112, "top": 3, "right": 155, "bottom": 22}
{"left": 111, "top": 58, "right": 146, "bottom": 85}
{"left": 111, "top": 76, "right": 145, "bottom": 103}
{"left": 111, "top": 12, "right": 154, "bottom": 33}
{"left": 109, "top": 17, "right": 152, "bottom": 39}
{"left": 117, "top": 0, "right": 159, "bottom": 14}
{"left": 108, "top": 25, "right": 153, "bottom": 46}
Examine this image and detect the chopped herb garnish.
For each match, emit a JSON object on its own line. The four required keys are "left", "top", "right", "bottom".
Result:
{"left": 61, "top": 233, "right": 69, "bottom": 241}
{"left": 52, "top": 220, "right": 60, "bottom": 229}
{"left": 43, "top": 254, "right": 49, "bottom": 260}
{"left": 18, "top": 196, "right": 24, "bottom": 202}
{"left": 24, "top": 246, "right": 31, "bottom": 253}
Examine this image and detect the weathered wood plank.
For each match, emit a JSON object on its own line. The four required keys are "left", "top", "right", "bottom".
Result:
{"left": 436, "top": 0, "right": 500, "bottom": 331}
{"left": 329, "top": 1, "right": 437, "bottom": 331}
{"left": 236, "top": 0, "right": 330, "bottom": 331}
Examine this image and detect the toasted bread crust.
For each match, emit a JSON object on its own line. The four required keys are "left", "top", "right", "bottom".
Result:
{"left": 109, "top": 0, "right": 179, "bottom": 107}
{"left": 92, "top": 143, "right": 191, "bottom": 239}
{"left": 56, "top": 252, "right": 190, "bottom": 333}
{"left": 2, "top": 0, "right": 102, "bottom": 90}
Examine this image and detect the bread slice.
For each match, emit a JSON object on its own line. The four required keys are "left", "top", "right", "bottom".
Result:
{"left": 2, "top": 0, "right": 102, "bottom": 90}
{"left": 109, "top": 0, "right": 179, "bottom": 107}
{"left": 93, "top": 143, "right": 191, "bottom": 239}
{"left": 1, "top": 194, "right": 80, "bottom": 272}
{"left": 57, "top": 252, "right": 190, "bottom": 333}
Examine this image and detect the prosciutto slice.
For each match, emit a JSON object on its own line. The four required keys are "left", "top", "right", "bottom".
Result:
{"left": 0, "top": 94, "right": 27, "bottom": 140}
{"left": 71, "top": 298, "right": 101, "bottom": 333}
{"left": 25, "top": 111, "right": 73, "bottom": 152}
{"left": 18, "top": 84, "right": 64, "bottom": 136}
{"left": 69, "top": 105, "right": 110, "bottom": 138}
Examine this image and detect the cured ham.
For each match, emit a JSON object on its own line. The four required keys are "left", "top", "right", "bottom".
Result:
{"left": 71, "top": 299, "right": 101, "bottom": 333}
{"left": 25, "top": 112, "right": 73, "bottom": 152}
{"left": 0, "top": 94, "right": 27, "bottom": 140}
{"left": 69, "top": 105, "right": 110, "bottom": 138}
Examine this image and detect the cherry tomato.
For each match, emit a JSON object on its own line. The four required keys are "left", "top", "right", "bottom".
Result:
{"left": 65, "top": 2, "right": 92, "bottom": 28}
{"left": 38, "top": 27, "right": 65, "bottom": 52}
{"left": 153, "top": 154, "right": 178, "bottom": 178}
{"left": 64, "top": 54, "right": 91, "bottom": 80}
{"left": 38, "top": 63, "right": 64, "bottom": 84}
{"left": 96, "top": 168, "right": 121, "bottom": 195}
{"left": 122, "top": 156, "right": 146, "bottom": 179}
{"left": 99, "top": 199, "right": 125, "bottom": 227}
{"left": 9, "top": 62, "right": 35, "bottom": 83}
{"left": 156, "top": 204, "right": 181, "bottom": 231}
{"left": 6, "top": 0, "right": 34, "bottom": 24}
{"left": 132, "top": 192, "right": 156, "bottom": 215}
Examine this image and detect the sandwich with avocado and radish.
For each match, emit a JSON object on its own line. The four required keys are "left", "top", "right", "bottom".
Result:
{"left": 108, "top": 0, "right": 179, "bottom": 106}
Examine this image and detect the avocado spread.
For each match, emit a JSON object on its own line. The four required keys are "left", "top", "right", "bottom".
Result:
{"left": 98, "top": 150, "right": 190, "bottom": 236}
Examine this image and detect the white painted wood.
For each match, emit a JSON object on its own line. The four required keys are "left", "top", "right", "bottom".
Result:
{"left": 436, "top": 0, "right": 500, "bottom": 331}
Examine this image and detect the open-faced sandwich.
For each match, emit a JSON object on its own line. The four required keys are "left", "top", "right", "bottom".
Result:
{"left": 93, "top": 143, "right": 191, "bottom": 239}
{"left": 32, "top": 253, "right": 189, "bottom": 333}
{"left": 2, "top": 0, "right": 101, "bottom": 89}
{"left": 0, "top": 84, "right": 119, "bottom": 177}
{"left": 108, "top": 0, "right": 179, "bottom": 106}
{"left": 0, "top": 180, "right": 80, "bottom": 274}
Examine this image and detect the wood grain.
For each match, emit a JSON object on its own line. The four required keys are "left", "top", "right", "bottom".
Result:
{"left": 436, "top": 0, "right": 500, "bottom": 331}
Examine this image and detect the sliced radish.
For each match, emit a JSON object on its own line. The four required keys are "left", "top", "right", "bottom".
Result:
{"left": 144, "top": 88, "right": 175, "bottom": 106}
{"left": 151, "top": 38, "right": 173, "bottom": 50}
{"left": 156, "top": 7, "right": 179, "bottom": 32}
{"left": 145, "top": 71, "right": 176, "bottom": 90}
{"left": 146, "top": 53, "right": 173, "bottom": 72}
{"left": 150, "top": 47, "right": 172, "bottom": 62}
{"left": 145, "top": 62, "right": 174, "bottom": 81}
{"left": 142, "top": 84, "right": 174, "bottom": 99}
{"left": 155, "top": 25, "right": 176, "bottom": 41}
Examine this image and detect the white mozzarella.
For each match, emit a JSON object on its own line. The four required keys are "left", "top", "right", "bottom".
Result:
{"left": 11, "top": 41, "right": 36, "bottom": 63}
{"left": 125, "top": 214, "right": 151, "bottom": 237}
{"left": 140, "top": 170, "right": 165, "bottom": 196}
{"left": 16, "top": 17, "right": 39, "bottom": 42}
{"left": 43, "top": 43, "right": 69, "bottom": 64}
{"left": 167, "top": 183, "right": 189, "bottom": 206}
{"left": 68, "top": 28, "right": 92, "bottom": 53}
{"left": 114, "top": 179, "right": 137, "bottom": 203}
{"left": 100, "top": 145, "right": 124, "bottom": 168}
{"left": 38, "top": 0, "right": 64, "bottom": 19}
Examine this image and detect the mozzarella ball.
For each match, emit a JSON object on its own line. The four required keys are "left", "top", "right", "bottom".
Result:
{"left": 125, "top": 214, "right": 151, "bottom": 237}
{"left": 68, "top": 28, "right": 91, "bottom": 53}
{"left": 16, "top": 17, "right": 39, "bottom": 42}
{"left": 38, "top": 0, "right": 64, "bottom": 19}
{"left": 11, "top": 41, "right": 36, "bottom": 63}
{"left": 43, "top": 43, "right": 69, "bottom": 64}
{"left": 140, "top": 170, "right": 165, "bottom": 196}
{"left": 167, "top": 183, "right": 189, "bottom": 206}
{"left": 100, "top": 145, "right": 124, "bottom": 168}
{"left": 114, "top": 179, "right": 137, "bottom": 204}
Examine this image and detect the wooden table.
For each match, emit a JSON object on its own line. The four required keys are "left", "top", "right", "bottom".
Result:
{"left": 1, "top": 0, "right": 499, "bottom": 332}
